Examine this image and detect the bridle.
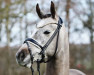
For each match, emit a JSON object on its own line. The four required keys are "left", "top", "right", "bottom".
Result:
{"left": 23, "top": 17, "right": 63, "bottom": 75}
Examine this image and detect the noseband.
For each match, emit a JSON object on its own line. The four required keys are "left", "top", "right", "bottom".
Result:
{"left": 24, "top": 17, "right": 63, "bottom": 75}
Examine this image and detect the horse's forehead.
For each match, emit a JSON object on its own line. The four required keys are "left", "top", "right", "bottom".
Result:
{"left": 37, "top": 17, "right": 57, "bottom": 28}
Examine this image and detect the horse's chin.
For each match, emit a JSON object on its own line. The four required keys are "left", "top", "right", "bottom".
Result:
{"left": 17, "top": 61, "right": 31, "bottom": 68}
{"left": 25, "top": 63, "right": 31, "bottom": 68}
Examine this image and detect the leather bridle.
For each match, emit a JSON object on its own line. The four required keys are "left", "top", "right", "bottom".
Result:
{"left": 23, "top": 17, "right": 63, "bottom": 75}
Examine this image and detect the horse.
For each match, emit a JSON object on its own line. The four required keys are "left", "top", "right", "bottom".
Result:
{"left": 16, "top": 1, "right": 86, "bottom": 75}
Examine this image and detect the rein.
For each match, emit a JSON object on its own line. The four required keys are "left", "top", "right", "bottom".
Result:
{"left": 24, "top": 17, "right": 63, "bottom": 75}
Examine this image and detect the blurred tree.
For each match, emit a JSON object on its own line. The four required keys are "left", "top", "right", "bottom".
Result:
{"left": 1, "top": 0, "right": 20, "bottom": 46}
{"left": 0, "top": 0, "right": 2, "bottom": 42}
{"left": 0, "top": 0, "right": 34, "bottom": 45}
{"left": 73, "top": 0, "right": 94, "bottom": 69}
{"left": 0, "top": 29, "right": 1, "bottom": 41}
{"left": 84, "top": 0, "right": 94, "bottom": 69}
{"left": 24, "top": 0, "right": 28, "bottom": 39}
{"left": 65, "top": 0, "right": 71, "bottom": 37}
{"left": 0, "top": 0, "right": 25, "bottom": 75}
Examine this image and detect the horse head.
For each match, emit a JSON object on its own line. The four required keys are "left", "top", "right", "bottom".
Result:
{"left": 16, "top": 1, "right": 63, "bottom": 68}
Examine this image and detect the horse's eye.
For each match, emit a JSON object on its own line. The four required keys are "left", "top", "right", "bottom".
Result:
{"left": 44, "top": 31, "right": 50, "bottom": 34}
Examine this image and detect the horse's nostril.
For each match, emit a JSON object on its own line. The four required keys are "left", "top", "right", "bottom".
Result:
{"left": 21, "top": 52, "right": 25, "bottom": 59}
{"left": 17, "top": 51, "right": 26, "bottom": 61}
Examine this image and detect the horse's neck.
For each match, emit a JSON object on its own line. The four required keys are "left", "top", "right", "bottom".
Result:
{"left": 46, "top": 25, "right": 69, "bottom": 75}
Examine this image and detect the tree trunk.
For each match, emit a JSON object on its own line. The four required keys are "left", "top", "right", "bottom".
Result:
{"left": 19, "top": 18, "right": 23, "bottom": 44}
{"left": 6, "top": 19, "right": 10, "bottom": 46}
{"left": 5, "top": 1, "right": 12, "bottom": 74}
{"left": 0, "top": 22, "right": 2, "bottom": 41}
{"left": 65, "top": 0, "right": 71, "bottom": 37}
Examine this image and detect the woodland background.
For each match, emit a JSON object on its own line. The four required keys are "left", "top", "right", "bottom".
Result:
{"left": 0, "top": 0, "right": 94, "bottom": 75}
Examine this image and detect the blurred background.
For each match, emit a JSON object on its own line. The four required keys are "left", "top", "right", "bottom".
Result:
{"left": 0, "top": 0, "right": 94, "bottom": 75}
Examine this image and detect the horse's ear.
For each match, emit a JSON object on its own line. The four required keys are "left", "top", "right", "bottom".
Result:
{"left": 50, "top": 1, "right": 56, "bottom": 18}
{"left": 36, "top": 3, "right": 44, "bottom": 19}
